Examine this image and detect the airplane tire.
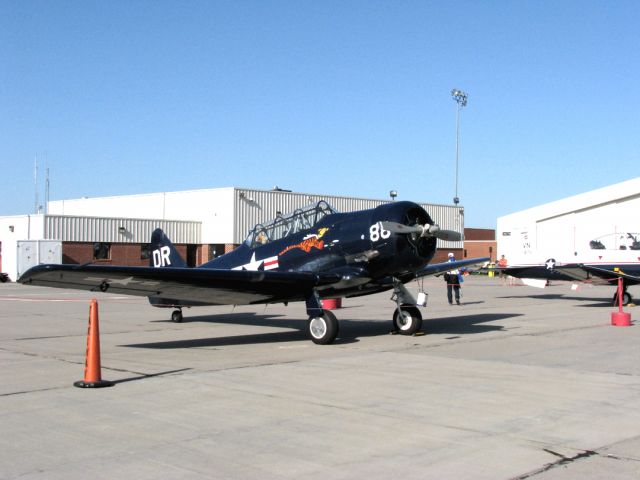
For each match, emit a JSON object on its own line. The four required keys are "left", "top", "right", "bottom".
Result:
{"left": 171, "top": 310, "right": 183, "bottom": 323}
{"left": 393, "top": 306, "right": 423, "bottom": 335}
{"left": 308, "top": 310, "right": 338, "bottom": 345}
{"left": 612, "top": 291, "right": 632, "bottom": 306}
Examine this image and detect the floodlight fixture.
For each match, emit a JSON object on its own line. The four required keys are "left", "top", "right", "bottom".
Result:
{"left": 451, "top": 89, "right": 468, "bottom": 107}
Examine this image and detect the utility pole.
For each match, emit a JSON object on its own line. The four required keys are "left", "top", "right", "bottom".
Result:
{"left": 34, "top": 154, "right": 39, "bottom": 213}
{"left": 451, "top": 89, "right": 468, "bottom": 205}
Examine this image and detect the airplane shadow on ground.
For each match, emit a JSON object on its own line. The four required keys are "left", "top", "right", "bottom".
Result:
{"left": 419, "top": 313, "right": 522, "bottom": 335}
{"left": 455, "top": 301, "right": 484, "bottom": 306}
{"left": 497, "top": 293, "right": 614, "bottom": 308}
{"left": 123, "top": 311, "right": 522, "bottom": 349}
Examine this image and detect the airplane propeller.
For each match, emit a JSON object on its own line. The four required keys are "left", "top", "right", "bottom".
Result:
{"left": 381, "top": 221, "right": 462, "bottom": 242}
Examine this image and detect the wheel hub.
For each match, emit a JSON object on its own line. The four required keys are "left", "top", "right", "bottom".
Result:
{"left": 310, "top": 317, "right": 327, "bottom": 338}
{"left": 397, "top": 311, "right": 411, "bottom": 330}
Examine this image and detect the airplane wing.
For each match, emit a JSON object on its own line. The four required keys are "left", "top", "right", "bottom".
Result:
{"left": 18, "top": 264, "right": 342, "bottom": 306}
{"left": 414, "top": 257, "right": 490, "bottom": 278}
{"left": 503, "top": 263, "right": 640, "bottom": 286}
{"left": 579, "top": 264, "right": 640, "bottom": 284}
{"left": 502, "top": 264, "right": 587, "bottom": 282}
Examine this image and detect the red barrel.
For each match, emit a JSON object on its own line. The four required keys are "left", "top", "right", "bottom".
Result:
{"left": 611, "top": 311, "right": 632, "bottom": 327}
{"left": 322, "top": 298, "right": 342, "bottom": 310}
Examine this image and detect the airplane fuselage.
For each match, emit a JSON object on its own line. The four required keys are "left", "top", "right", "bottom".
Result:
{"left": 204, "top": 201, "right": 437, "bottom": 298}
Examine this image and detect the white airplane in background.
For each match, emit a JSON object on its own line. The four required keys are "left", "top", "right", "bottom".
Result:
{"left": 501, "top": 232, "right": 640, "bottom": 305}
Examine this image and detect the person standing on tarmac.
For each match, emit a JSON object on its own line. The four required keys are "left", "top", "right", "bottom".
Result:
{"left": 444, "top": 252, "right": 462, "bottom": 305}
{"left": 497, "top": 254, "right": 508, "bottom": 284}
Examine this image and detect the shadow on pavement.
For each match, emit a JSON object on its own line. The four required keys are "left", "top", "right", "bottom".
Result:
{"left": 123, "top": 311, "right": 522, "bottom": 349}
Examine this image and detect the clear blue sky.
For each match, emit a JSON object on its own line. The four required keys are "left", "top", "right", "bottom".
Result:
{"left": 2, "top": 1, "right": 639, "bottom": 228}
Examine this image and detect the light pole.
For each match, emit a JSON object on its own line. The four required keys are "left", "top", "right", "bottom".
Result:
{"left": 451, "top": 88, "right": 468, "bottom": 205}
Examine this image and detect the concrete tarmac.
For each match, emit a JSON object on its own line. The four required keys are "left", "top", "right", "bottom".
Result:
{"left": 1, "top": 276, "right": 640, "bottom": 479}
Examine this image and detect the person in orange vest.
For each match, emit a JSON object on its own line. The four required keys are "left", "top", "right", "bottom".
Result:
{"left": 497, "top": 254, "right": 508, "bottom": 283}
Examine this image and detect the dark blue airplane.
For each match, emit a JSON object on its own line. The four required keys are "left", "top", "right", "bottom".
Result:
{"left": 502, "top": 259, "right": 640, "bottom": 305}
{"left": 19, "top": 200, "right": 487, "bottom": 344}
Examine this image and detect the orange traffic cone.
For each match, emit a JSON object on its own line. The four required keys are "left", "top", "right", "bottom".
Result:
{"left": 74, "top": 299, "right": 114, "bottom": 388}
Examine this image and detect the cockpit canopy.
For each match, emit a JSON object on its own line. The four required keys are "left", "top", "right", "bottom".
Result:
{"left": 589, "top": 232, "right": 640, "bottom": 250}
{"left": 244, "top": 201, "right": 337, "bottom": 248}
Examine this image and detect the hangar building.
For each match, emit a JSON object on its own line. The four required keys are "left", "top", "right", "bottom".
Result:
{"left": 496, "top": 177, "right": 640, "bottom": 265}
{"left": 0, "top": 187, "right": 465, "bottom": 281}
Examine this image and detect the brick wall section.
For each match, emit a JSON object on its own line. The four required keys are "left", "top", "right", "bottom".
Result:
{"left": 62, "top": 242, "right": 189, "bottom": 266}
{"left": 464, "top": 242, "right": 496, "bottom": 262}
{"left": 432, "top": 249, "right": 463, "bottom": 264}
{"left": 199, "top": 244, "right": 209, "bottom": 264}
{"left": 463, "top": 228, "right": 496, "bottom": 262}
{"left": 464, "top": 228, "right": 495, "bottom": 241}
{"left": 224, "top": 244, "right": 239, "bottom": 253}
{"left": 63, "top": 243, "right": 97, "bottom": 265}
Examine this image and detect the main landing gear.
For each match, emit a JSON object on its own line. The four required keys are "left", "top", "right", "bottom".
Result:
{"left": 308, "top": 310, "right": 339, "bottom": 345}
{"left": 306, "top": 300, "right": 423, "bottom": 345}
{"left": 391, "top": 280, "right": 423, "bottom": 335}
{"left": 392, "top": 306, "right": 423, "bottom": 335}
{"left": 613, "top": 290, "right": 633, "bottom": 307}
{"left": 171, "top": 308, "right": 183, "bottom": 323}
{"left": 306, "top": 280, "right": 426, "bottom": 345}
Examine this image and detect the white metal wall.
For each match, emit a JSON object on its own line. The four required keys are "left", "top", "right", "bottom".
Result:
{"left": 44, "top": 216, "right": 201, "bottom": 243}
{"left": 497, "top": 178, "right": 640, "bottom": 264}
{"left": 233, "top": 188, "right": 464, "bottom": 248}
{"left": 17, "top": 240, "right": 62, "bottom": 278}
{"left": 48, "top": 189, "right": 235, "bottom": 244}
{"left": 0, "top": 215, "right": 47, "bottom": 281}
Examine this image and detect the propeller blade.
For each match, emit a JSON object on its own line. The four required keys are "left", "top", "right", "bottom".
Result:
{"left": 434, "top": 229, "right": 462, "bottom": 242}
{"left": 380, "top": 221, "right": 462, "bottom": 242}
{"left": 380, "top": 221, "right": 422, "bottom": 234}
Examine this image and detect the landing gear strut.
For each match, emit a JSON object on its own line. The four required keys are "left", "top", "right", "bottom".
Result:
{"left": 391, "top": 279, "right": 423, "bottom": 335}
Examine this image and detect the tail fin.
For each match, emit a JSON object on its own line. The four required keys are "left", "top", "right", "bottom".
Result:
{"left": 150, "top": 228, "right": 187, "bottom": 268}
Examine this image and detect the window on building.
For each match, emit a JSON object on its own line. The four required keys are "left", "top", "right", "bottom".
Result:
{"left": 209, "top": 244, "right": 225, "bottom": 259}
{"left": 93, "top": 242, "right": 111, "bottom": 260}
{"left": 140, "top": 244, "right": 151, "bottom": 260}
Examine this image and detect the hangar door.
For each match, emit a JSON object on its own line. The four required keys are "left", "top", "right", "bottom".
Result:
{"left": 536, "top": 216, "right": 577, "bottom": 259}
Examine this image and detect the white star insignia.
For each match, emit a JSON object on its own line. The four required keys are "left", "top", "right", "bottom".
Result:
{"left": 232, "top": 253, "right": 264, "bottom": 271}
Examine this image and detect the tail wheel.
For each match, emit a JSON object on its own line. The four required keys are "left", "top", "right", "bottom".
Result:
{"left": 308, "top": 310, "right": 339, "bottom": 345}
{"left": 393, "top": 306, "right": 423, "bottom": 335}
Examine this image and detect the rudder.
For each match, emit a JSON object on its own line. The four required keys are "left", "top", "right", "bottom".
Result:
{"left": 150, "top": 228, "right": 187, "bottom": 268}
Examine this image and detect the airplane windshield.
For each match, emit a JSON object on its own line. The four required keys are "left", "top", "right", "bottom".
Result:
{"left": 589, "top": 232, "right": 640, "bottom": 250}
{"left": 244, "top": 201, "right": 337, "bottom": 248}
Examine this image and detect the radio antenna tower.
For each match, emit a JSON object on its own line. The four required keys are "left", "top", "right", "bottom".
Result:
{"left": 34, "top": 154, "right": 39, "bottom": 214}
